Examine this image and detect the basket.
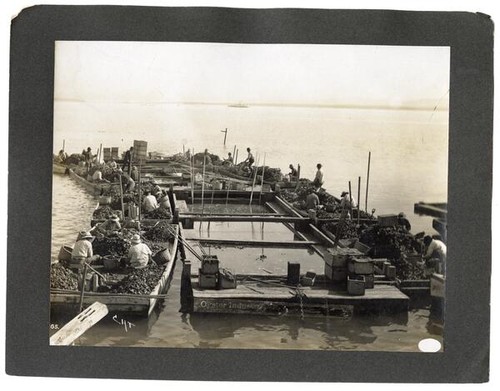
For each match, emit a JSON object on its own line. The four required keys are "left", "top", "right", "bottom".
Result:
{"left": 153, "top": 248, "right": 170, "bottom": 265}
{"left": 58, "top": 245, "right": 73, "bottom": 262}
{"left": 102, "top": 256, "right": 120, "bottom": 270}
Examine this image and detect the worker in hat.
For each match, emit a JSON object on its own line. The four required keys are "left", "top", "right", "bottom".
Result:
{"left": 130, "top": 166, "right": 139, "bottom": 182}
{"left": 69, "top": 231, "right": 101, "bottom": 270}
{"left": 91, "top": 215, "right": 121, "bottom": 236}
{"left": 340, "top": 191, "right": 357, "bottom": 209}
{"left": 397, "top": 212, "right": 412, "bottom": 231}
{"left": 127, "top": 234, "right": 153, "bottom": 269}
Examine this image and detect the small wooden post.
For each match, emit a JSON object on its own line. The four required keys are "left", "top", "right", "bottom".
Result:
{"left": 221, "top": 128, "right": 228, "bottom": 146}
{"left": 365, "top": 151, "right": 371, "bottom": 213}
{"left": 180, "top": 260, "right": 193, "bottom": 313}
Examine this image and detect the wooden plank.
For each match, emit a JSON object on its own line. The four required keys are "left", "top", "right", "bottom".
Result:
{"left": 414, "top": 202, "right": 447, "bottom": 218}
{"left": 309, "top": 224, "right": 337, "bottom": 248}
{"left": 274, "top": 196, "right": 303, "bottom": 218}
{"left": 50, "top": 302, "right": 108, "bottom": 345}
{"left": 179, "top": 215, "right": 305, "bottom": 223}
{"left": 194, "top": 238, "right": 318, "bottom": 247}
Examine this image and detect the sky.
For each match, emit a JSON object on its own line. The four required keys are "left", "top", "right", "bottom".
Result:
{"left": 54, "top": 42, "right": 450, "bottom": 110}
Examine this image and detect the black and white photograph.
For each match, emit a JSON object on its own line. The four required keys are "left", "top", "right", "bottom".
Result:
{"left": 5, "top": 2, "right": 495, "bottom": 386}
{"left": 49, "top": 41, "right": 449, "bottom": 351}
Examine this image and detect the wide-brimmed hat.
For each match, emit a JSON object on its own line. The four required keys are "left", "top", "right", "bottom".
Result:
{"left": 341, "top": 191, "right": 349, "bottom": 197}
{"left": 78, "top": 231, "right": 94, "bottom": 241}
{"left": 131, "top": 234, "right": 141, "bottom": 245}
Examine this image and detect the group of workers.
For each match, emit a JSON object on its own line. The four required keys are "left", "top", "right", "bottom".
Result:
{"left": 69, "top": 228, "right": 157, "bottom": 273}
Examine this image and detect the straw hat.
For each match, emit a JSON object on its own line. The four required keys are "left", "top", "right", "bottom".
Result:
{"left": 78, "top": 231, "right": 94, "bottom": 241}
{"left": 131, "top": 234, "right": 141, "bottom": 245}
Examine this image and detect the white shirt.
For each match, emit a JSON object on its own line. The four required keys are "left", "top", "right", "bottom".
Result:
{"left": 425, "top": 239, "right": 447, "bottom": 259}
{"left": 92, "top": 170, "right": 103, "bottom": 181}
{"left": 71, "top": 240, "right": 93, "bottom": 259}
{"left": 341, "top": 194, "right": 357, "bottom": 208}
{"left": 143, "top": 195, "right": 159, "bottom": 212}
{"left": 128, "top": 243, "right": 152, "bottom": 269}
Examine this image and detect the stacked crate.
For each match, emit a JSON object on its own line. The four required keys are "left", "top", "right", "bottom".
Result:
{"left": 324, "top": 247, "right": 363, "bottom": 284}
{"left": 198, "top": 255, "right": 219, "bottom": 289}
{"left": 347, "top": 257, "right": 375, "bottom": 295}
{"left": 133, "top": 140, "right": 148, "bottom": 164}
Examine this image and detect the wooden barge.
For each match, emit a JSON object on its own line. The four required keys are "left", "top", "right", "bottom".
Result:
{"left": 50, "top": 225, "right": 179, "bottom": 317}
{"left": 67, "top": 168, "right": 115, "bottom": 195}
{"left": 53, "top": 162, "right": 68, "bottom": 175}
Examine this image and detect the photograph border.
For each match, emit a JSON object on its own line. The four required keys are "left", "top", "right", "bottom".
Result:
{"left": 7, "top": 6, "right": 493, "bottom": 382}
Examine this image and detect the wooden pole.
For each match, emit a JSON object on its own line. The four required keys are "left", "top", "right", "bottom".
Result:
{"left": 235, "top": 149, "right": 239, "bottom": 165}
{"left": 78, "top": 263, "right": 89, "bottom": 313}
{"left": 63, "top": 139, "right": 65, "bottom": 151}
{"left": 259, "top": 153, "right": 266, "bottom": 203}
{"left": 201, "top": 152, "right": 206, "bottom": 218}
{"left": 99, "top": 143, "right": 102, "bottom": 163}
{"left": 357, "top": 176, "right": 361, "bottom": 225}
{"left": 221, "top": 128, "right": 228, "bottom": 146}
{"left": 189, "top": 151, "right": 194, "bottom": 204}
{"left": 365, "top": 151, "right": 371, "bottom": 213}
{"left": 348, "top": 181, "right": 353, "bottom": 220}
{"left": 249, "top": 154, "right": 260, "bottom": 206}
{"left": 138, "top": 163, "right": 142, "bottom": 222}
{"left": 119, "top": 174, "right": 125, "bottom": 218}
{"left": 233, "top": 145, "right": 236, "bottom": 162}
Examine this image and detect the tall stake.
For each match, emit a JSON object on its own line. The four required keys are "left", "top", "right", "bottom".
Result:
{"left": 348, "top": 181, "right": 353, "bottom": 219}
{"left": 201, "top": 152, "right": 206, "bottom": 219}
{"left": 365, "top": 151, "right": 371, "bottom": 213}
{"left": 357, "top": 176, "right": 361, "bottom": 225}
{"left": 249, "top": 154, "right": 260, "bottom": 206}
{"left": 221, "top": 128, "right": 228, "bottom": 146}
{"left": 189, "top": 150, "right": 194, "bottom": 204}
{"left": 232, "top": 145, "right": 236, "bottom": 162}
{"left": 62, "top": 139, "right": 65, "bottom": 151}
{"left": 119, "top": 174, "right": 124, "bottom": 219}
{"left": 259, "top": 153, "right": 266, "bottom": 203}
{"left": 138, "top": 163, "right": 142, "bottom": 223}
{"left": 235, "top": 149, "right": 239, "bottom": 165}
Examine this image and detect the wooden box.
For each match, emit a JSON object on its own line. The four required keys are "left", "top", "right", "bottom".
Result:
{"left": 377, "top": 214, "right": 398, "bottom": 227}
{"left": 325, "top": 247, "right": 363, "bottom": 268}
{"left": 325, "top": 263, "right": 347, "bottom": 282}
{"left": 348, "top": 257, "right": 374, "bottom": 275}
{"left": 198, "top": 270, "right": 217, "bottom": 289}
{"left": 347, "top": 275, "right": 366, "bottom": 296}
{"left": 201, "top": 255, "right": 219, "bottom": 275}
